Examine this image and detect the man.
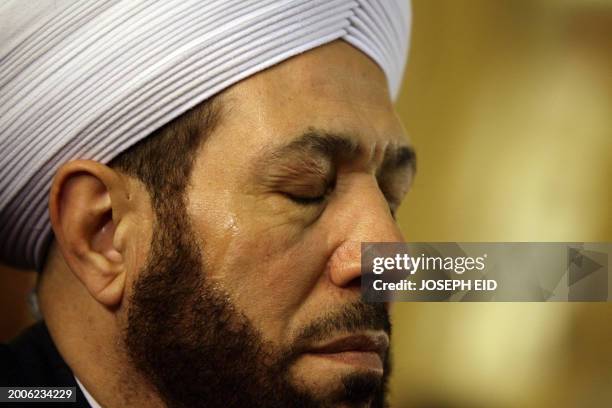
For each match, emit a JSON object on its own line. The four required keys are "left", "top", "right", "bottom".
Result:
{"left": 0, "top": 1, "right": 414, "bottom": 407}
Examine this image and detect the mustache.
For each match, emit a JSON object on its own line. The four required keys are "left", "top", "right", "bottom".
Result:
{"left": 289, "top": 301, "right": 391, "bottom": 355}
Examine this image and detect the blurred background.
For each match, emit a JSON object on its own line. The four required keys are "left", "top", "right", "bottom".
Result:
{"left": 1, "top": 1, "right": 611, "bottom": 407}
{"left": 391, "top": 0, "right": 612, "bottom": 407}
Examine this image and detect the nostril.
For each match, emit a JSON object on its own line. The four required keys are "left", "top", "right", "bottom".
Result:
{"left": 345, "top": 275, "right": 362, "bottom": 291}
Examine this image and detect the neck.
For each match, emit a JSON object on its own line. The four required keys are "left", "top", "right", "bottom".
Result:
{"left": 38, "top": 257, "right": 165, "bottom": 407}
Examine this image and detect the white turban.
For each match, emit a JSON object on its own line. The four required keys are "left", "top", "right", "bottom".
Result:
{"left": 0, "top": 0, "right": 411, "bottom": 270}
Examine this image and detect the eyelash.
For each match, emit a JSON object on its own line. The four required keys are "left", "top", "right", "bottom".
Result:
{"left": 286, "top": 194, "right": 327, "bottom": 205}
{"left": 389, "top": 204, "right": 398, "bottom": 220}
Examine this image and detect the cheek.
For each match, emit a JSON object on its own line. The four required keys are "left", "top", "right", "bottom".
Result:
{"left": 227, "top": 231, "right": 330, "bottom": 343}
{"left": 188, "top": 193, "right": 332, "bottom": 342}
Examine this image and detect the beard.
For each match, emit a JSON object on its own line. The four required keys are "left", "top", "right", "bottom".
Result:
{"left": 124, "top": 200, "right": 391, "bottom": 408}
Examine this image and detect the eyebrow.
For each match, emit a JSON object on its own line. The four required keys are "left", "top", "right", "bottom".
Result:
{"left": 259, "top": 129, "right": 416, "bottom": 174}
{"left": 383, "top": 142, "right": 417, "bottom": 174}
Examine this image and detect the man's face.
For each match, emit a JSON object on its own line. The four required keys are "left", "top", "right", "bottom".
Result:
{"left": 125, "top": 40, "right": 413, "bottom": 407}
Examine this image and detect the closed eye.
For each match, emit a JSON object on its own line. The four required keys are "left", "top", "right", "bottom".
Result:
{"left": 284, "top": 193, "right": 326, "bottom": 205}
{"left": 282, "top": 181, "right": 334, "bottom": 206}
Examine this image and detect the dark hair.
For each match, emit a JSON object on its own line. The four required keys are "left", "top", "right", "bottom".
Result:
{"left": 39, "top": 100, "right": 220, "bottom": 276}
{"left": 110, "top": 98, "right": 221, "bottom": 211}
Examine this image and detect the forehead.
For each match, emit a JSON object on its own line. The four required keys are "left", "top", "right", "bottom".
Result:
{"left": 212, "top": 40, "right": 407, "bottom": 153}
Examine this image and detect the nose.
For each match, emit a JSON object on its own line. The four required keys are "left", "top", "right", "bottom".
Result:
{"left": 326, "top": 178, "right": 404, "bottom": 289}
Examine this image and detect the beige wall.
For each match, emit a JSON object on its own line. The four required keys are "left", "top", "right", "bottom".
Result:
{"left": 390, "top": 1, "right": 612, "bottom": 407}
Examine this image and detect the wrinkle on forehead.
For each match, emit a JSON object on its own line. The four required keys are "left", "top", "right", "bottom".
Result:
{"left": 202, "top": 39, "right": 409, "bottom": 172}
{"left": 222, "top": 40, "right": 393, "bottom": 117}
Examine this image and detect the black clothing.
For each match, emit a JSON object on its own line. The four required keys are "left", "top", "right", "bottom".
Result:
{"left": 0, "top": 321, "right": 91, "bottom": 407}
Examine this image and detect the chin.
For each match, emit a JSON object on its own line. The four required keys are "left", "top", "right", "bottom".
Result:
{"left": 289, "top": 354, "right": 387, "bottom": 408}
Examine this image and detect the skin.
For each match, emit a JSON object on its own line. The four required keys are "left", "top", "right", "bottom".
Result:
{"left": 38, "top": 40, "right": 414, "bottom": 407}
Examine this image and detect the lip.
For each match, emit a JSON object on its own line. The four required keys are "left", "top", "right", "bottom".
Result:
{"left": 305, "top": 332, "right": 389, "bottom": 372}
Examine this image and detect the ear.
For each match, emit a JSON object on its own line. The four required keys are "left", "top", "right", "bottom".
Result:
{"left": 49, "top": 160, "right": 130, "bottom": 308}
